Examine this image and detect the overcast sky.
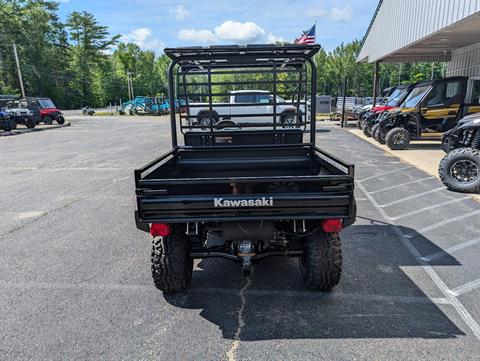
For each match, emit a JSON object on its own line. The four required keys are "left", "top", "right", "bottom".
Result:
{"left": 57, "top": 0, "right": 378, "bottom": 53}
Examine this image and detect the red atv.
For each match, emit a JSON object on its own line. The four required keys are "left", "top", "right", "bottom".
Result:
{"left": 27, "top": 97, "right": 65, "bottom": 125}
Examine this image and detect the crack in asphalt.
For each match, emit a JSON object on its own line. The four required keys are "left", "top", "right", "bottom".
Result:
{"left": 226, "top": 269, "right": 253, "bottom": 361}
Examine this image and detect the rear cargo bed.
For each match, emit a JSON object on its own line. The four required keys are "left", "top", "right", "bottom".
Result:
{"left": 135, "top": 145, "right": 355, "bottom": 224}
{"left": 144, "top": 146, "right": 339, "bottom": 179}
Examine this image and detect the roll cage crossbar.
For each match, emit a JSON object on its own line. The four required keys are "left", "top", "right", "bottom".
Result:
{"left": 164, "top": 44, "right": 320, "bottom": 148}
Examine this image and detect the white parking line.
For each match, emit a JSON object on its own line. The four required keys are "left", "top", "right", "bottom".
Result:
{"left": 356, "top": 180, "right": 480, "bottom": 340}
{"left": 421, "top": 237, "right": 480, "bottom": 262}
{"left": 0, "top": 281, "right": 151, "bottom": 291}
{"left": 369, "top": 177, "right": 435, "bottom": 194}
{"left": 450, "top": 279, "right": 480, "bottom": 297}
{"left": 414, "top": 209, "right": 480, "bottom": 235}
{"left": 357, "top": 166, "right": 411, "bottom": 183}
{"left": 356, "top": 161, "right": 403, "bottom": 166}
{"left": 392, "top": 197, "right": 471, "bottom": 221}
{"left": 0, "top": 166, "right": 127, "bottom": 171}
{"left": 379, "top": 187, "right": 445, "bottom": 208}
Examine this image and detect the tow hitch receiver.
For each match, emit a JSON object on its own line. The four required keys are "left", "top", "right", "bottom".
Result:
{"left": 237, "top": 240, "right": 255, "bottom": 276}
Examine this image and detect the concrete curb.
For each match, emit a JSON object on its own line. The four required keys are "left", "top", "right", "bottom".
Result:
{"left": 0, "top": 122, "right": 71, "bottom": 137}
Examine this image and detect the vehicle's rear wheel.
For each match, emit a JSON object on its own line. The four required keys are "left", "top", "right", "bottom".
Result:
{"left": 385, "top": 127, "right": 410, "bottom": 150}
{"left": 199, "top": 116, "right": 214, "bottom": 130}
{"left": 281, "top": 112, "right": 299, "bottom": 128}
{"left": 198, "top": 111, "right": 218, "bottom": 129}
{"left": 362, "top": 123, "right": 372, "bottom": 137}
{"left": 25, "top": 118, "right": 36, "bottom": 128}
{"left": 300, "top": 229, "right": 342, "bottom": 291}
{"left": 3, "top": 119, "right": 15, "bottom": 131}
{"left": 372, "top": 124, "right": 386, "bottom": 144}
{"left": 439, "top": 148, "right": 480, "bottom": 193}
{"left": 43, "top": 116, "right": 53, "bottom": 125}
{"left": 151, "top": 224, "right": 193, "bottom": 293}
{"left": 56, "top": 115, "right": 65, "bottom": 125}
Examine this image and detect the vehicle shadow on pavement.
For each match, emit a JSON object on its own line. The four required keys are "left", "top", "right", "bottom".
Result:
{"left": 164, "top": 223, "right": 464, "bottom": 340}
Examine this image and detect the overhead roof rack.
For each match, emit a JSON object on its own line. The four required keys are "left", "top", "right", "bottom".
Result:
{"left": 164, "top": 44, "right": 321, "bottom": 69}
{"left": 164, "top": 44, "right": 320, "bottom": 148}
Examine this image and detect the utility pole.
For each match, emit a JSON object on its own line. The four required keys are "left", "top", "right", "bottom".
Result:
{"left": 130, "top": 73, "right": 134, "bottom": 99}
{"left": 126, "top": 72, "right": 132, "bottom": 100}
{"left": 127, "top": 72, "right": 134, "bottom": 100}
{"left": 12, "top": 44, "right": 26, "bottom": 98}
{"left": 128, "top": 76, "right": 131, "bottom": 100}
{"left": 398, "top": 63, "right": 402, "bottom": 85}
{"left": 341, "top": 77, "right": 347, "bottom": 128}
{"left": 372, "top": 61, "right": 379, "bottom": 107}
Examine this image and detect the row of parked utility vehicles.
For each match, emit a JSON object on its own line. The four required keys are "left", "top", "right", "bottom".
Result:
{"left": 357, "top": 76, "right": 480, "bottom": 193}
{"left": 119, "top": 96, "right": 186, "bottom": 116}
{"left": 0, "top": 96, "right": 65, "bottom": 131}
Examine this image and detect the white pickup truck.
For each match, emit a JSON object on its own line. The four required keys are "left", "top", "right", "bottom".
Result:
{"left": 188, "top": 90, "right": 309, "bottom": 128}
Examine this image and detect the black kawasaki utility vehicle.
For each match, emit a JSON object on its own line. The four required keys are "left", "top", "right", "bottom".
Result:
{"left": 439, "top": 112, "right": 480, "bottom": 193}
{"left": 134, "top": 45, "right": 356, "bottom": 293}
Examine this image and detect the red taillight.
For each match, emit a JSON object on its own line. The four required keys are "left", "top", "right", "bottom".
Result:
{"left": 322, "top": 219, "right": 342, "bottom": 233}
{"left": 150, "top": 223, "right": 171, "bottom": 237}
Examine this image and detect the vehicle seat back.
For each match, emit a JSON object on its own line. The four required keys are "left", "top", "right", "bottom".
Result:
{"left": 184, "top": 129, "right": 303, "bottom": 146}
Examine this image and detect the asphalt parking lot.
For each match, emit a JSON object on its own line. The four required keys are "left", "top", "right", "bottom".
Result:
{"left": 1, "top": 116, "right": 480, "bottom": 360}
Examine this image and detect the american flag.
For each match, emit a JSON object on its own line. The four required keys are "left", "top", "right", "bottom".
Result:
{"left": 294, "top": 25, "right": 316, "bottom": 45}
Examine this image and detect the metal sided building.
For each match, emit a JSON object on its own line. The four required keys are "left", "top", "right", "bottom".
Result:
{"left": 358, "top": 0, "right": 480, "bottom": 105}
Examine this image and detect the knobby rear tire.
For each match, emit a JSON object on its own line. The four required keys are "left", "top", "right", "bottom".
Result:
{"left": 362, "top": 124, "right": 372, "bottom": 137}
{"left": 151, "top": 225, "right": 193, "bottom": 293}
{"left": 26, "top": 118, "right": 36, "bottom": 128}
{"left": 439, "top": 147, "right": 480, "bottom": 193}
{"left": 300, "top": 230, "right": 342, "bottom": 291}
{"left": 385, "top": 127, "right": 411, "bottom": 150}
{"left": 372, "top": 124, "right": 385, "bottom": 144}
{"left": 3, "top": 119, "right": 15, "bottom": 131}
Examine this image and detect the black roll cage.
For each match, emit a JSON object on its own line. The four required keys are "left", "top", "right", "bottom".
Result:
{"left": 164, "top": 44, "right": 320, "bottom": 148}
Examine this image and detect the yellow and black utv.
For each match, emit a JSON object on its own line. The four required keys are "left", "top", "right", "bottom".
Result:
{"left": 375, "top": 77, "right": 471, "bottom": 150}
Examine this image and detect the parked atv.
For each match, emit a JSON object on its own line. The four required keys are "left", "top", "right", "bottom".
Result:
{"left": 26, "top": 97, "right": 65, "bottom": 125}
{"left": 375, "top": 77, "right": 468, "bottom": 150}
{"left": 362, "top": 84, "right": 415, "bottom": 137}
{"left": 82, "top": 106, "right": 95, "bottom": 116}
{"left": 5, "top": 100, "right": 36, "bottom": 128}
{"left": 439, "top": 113, "right": 480, "bottom": 193}
{"left": 358, "top": 87, "right": 396, "bottom": 132}
{"left": 0, "top": 110, "right": 16, "bottom": 131}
